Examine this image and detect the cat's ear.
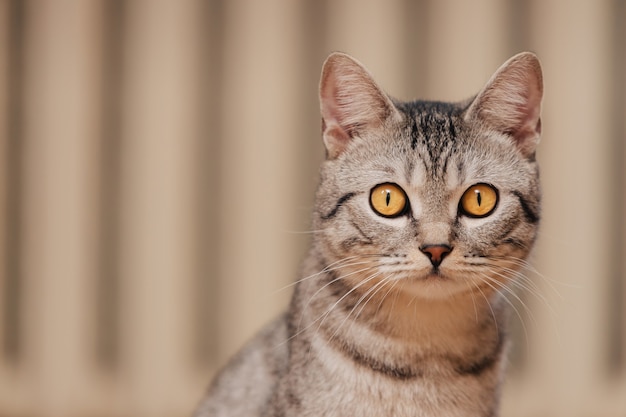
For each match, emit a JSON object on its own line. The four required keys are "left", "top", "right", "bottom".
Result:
{"left": 465, "top": 52, "right": 543, "bottom": 158}
{"left": 319, "top": 52, "right": 399, "bottom": 159}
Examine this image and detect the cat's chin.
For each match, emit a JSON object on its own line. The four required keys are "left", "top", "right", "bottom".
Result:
{"left": 400, "top": 271, "right": 475, "bottom": 300}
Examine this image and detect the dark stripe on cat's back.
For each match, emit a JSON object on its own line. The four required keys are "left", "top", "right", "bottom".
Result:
{"left": 512, "top": 191, "right": 540, "bottom": 223}
{"left": 320, "top": 192, "right": 356, "bottom": 220}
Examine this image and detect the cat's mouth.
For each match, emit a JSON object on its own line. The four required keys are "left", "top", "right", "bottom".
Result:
{"left": 387, "top": 265, "right": 448, "bottom": 281}
{"left": 416, "top": 268, "right": 450, "bottom": 281}
{"left": 398, "top": 267, "right": 476, "bottom": 299}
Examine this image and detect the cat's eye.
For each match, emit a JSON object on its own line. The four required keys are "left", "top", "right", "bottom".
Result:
{"left": 460, "top": 183, "right": 498, "bottom": 218}
{"left": 370, "top": 183, "right": 408, "bottom": 218}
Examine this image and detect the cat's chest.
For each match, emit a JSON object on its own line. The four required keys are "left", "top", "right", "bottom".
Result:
{"left": 289, "top": 369, "right": 490, "bottom": 417}
{"left": 283, "top": 333, "right": 496, "bottom": 417}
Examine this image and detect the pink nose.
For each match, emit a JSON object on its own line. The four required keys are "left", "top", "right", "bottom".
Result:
{"left": 420, "top": 244, "right": 452, "bottom": 268}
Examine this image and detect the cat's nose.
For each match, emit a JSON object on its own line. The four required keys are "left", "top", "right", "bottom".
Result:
{"left": 420, "top": 244, "right": 452, "bottom": 268}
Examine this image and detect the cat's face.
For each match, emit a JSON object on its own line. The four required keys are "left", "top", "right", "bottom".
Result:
{"left": 314, "top": 53, "right": 542, "bottom": 300}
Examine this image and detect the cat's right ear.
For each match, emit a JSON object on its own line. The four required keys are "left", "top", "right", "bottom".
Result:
{"left": 319, "top": 53, "right": 398, "bottom": 159}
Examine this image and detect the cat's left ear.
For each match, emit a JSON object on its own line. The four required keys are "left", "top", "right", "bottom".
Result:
{"left": 464, "top": 52, "right": 543, "bottom": 158}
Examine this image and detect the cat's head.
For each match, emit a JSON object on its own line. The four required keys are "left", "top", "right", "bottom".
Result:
{"left": 314, "top": 52, "right": 542, "bottom": 300}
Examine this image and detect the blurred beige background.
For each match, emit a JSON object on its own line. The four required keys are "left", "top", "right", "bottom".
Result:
{"left": 0, "top": 0, "right": 625, "bottom": 416}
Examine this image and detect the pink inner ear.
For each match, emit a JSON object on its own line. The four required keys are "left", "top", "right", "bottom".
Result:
{"left": 511, "top": 76, "right": 543, "bottom": 153}
{"left": 321, "top": 78, "right": 355, "bottom": 136}
{"left": 320, "top": 70, "right": 353, "bottom": 158}
{"left": 515, "top": 101, "right": 541, "bottom": 135}
{"left": 322, "top": 123, "right": 351, "bottom": 158}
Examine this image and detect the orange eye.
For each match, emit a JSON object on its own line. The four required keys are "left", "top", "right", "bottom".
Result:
{"left": 370, "top": 183, "right": 408, "bottom": 217}
{"left": 460, "top": 184, "right": 498, "bottom": 217}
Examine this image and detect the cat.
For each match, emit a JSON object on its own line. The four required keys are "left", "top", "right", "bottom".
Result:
{"left": 195, "top": 51, "right": 543, "bottom": 417}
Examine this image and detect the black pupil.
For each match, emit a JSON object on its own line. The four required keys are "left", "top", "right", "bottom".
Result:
{"left": 476, "top": 190, "right": 482, "bottom": 206}
{"left": 386, "top": 191, "right": 391, "bottom": 206}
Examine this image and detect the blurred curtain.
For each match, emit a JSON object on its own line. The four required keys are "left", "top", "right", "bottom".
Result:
{"left": 0, "top": 1, "right": 624, "bottom": 416}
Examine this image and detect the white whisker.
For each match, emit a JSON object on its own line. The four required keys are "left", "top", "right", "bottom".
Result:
{"left": 327, "top": 273, "right": 390, "bottom": 343}
{"left": 308, "top": 270, "right": 382, "bottom": 357}
{"left": 476, "top": 272, "right": 530, "bottom": 351}
{"left": 273, "top": 254, "right": 381, "bottom": 293}
{"left": 275, "top": 255, "right": 382, "bottom": 348}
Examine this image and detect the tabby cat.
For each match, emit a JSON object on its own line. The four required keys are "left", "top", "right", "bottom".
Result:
{"left": 195, "top": 51, "right": 543, "bottom": 417}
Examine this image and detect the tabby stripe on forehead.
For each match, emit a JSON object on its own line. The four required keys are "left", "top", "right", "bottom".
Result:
{"left": 512, "top": 191, "right": 540, "bottom": 223}
{"left": 410, "top": 116, "right": 419, "bottom": 150}
{"left": 320, "top": 192, "right": 356, "bottom": 220}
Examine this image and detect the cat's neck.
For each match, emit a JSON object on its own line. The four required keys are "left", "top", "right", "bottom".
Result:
{"left": 376, "top": 288, "right": 506, "bottom": 342}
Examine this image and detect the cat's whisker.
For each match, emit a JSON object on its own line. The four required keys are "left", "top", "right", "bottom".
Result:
{"left": 476, "top": 273, "right": 530, "bottom": 352}
{"left": 375, "top": 277, "right": 401, "bottom": 316}
{"left": 274, "top": 254, "right": 381, "bottom": 293}
{"left": 484, "top": 260, "right": 562, "bottom": 323}
{"left": 490, "top": 254, "right": 575, "bottom": 292}
{"left": 304, "top": 266, "right": 375, "bottom": 321}
{"left": 309, "top": 269, "right": 382, "bottom": 357}
{"left": 482, "top": 266, "right": 563, "bottom": 351}
{"left": 463, "top": 278, "right": 480, "bottom": 323}
{"left": 484, "top": 270, "right": 538, "bottom": 324}
{"left": 470, "top": 278, "right": 499, "bottom": 333}
{"left": 347, "top": 276, "right": 398, "bottom": 335}
{"left": 328, "top": 273, "right": 391, "bottom": 343}
{"left": 387, "top": 278, "right": 405, "bottom": 323}
{"left": 299, "top": 263, "right": 377, "bottom": 319}
{"left": 299, "top": 262, "right": 380, "bottom": 316}
{"left": 355, "top": 276, "right": 397, "bottom": 326}
{"left": 489, "top": 265, "right": 545, "bottom": 301}
{"left": 277, "top": 261, "right": 381, "bottom": 348}
{"left": 486, "top": 260, "right": 564, "bottom": 345}
{"left": 351, "top": 274, "right": 390, "bottom": 319}
{"left": 475, "top": 255, "right": 560, "bottom": 313}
